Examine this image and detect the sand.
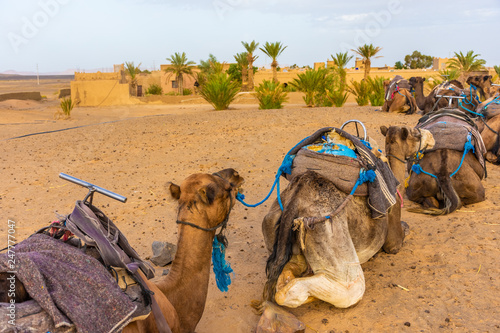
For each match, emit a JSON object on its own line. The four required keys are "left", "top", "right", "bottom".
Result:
{"left": 0, "top": 84, "right": 499, "bottom": 332}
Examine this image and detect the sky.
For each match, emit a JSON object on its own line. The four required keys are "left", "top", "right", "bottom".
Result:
{"left": 0, "top": 0, "right": 499, "bottom": 74}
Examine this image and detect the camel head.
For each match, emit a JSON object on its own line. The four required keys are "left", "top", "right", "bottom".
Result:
{"left": 168, "top": 169, "right": 244, "bottom": 228}
{"left": 466, "top": 75, "right": 493, "bottom": 100}
{"left": 380, "top": 125, "right": 435, "bottom": 161}
{"left": 409, "top": 76, "right": 425, "bottom": 90}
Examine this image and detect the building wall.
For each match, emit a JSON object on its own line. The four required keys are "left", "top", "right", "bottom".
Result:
{"left": 71, "top": 80, "right": 130, "bottom": 106}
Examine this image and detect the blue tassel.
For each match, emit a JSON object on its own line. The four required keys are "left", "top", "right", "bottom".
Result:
{"left": 349, "top": 169, "right": 377, "bottom": 195}
{"left": 212, "top": 237, "right": 233, "bottom": 292}
{"left": 279, "top": 154, "right": 295, "bottom": 175}
{"left": 412, "top": 164, "right": 423, "bottom": 175}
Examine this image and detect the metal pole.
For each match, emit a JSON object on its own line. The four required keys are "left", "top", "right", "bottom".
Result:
{"left": 59, "top": 173, "right": 127, "bottom": 203}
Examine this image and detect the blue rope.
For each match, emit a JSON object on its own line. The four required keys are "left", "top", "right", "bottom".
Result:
{"left": 459, "top": 99, "right": 484, "bottom": 118}
{"left": 236, "top": 136, "right": 309, "bottom": 210}
{"left": 483, "top": 96, "right": 500, "bottom": 111}
{"left": 450, "top": 133, "right": 475, "bottom": 178}
{"left": 349, "top": 169, "right": 376, "bottom": 195}
{"left": 211, "top": 237, "right": 233, "bottom": 292}
{"left": 411, "top": 163, "right": 438, "bottom": 179}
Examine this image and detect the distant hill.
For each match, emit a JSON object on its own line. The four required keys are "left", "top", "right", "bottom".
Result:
{"left": 0, "top": 73, "right": 74, "bottom": 81}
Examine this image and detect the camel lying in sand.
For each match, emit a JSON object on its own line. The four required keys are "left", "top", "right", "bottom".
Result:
{"left": 393, "top": 110, "right": 486, "bottom": 215}
{"left": 476, "top": 94, "right": 500, "bottom": 164}
{"left": 0, "top": 169, "right": 244, "bottom": 333}
{"left": 382, "top": 75, "right": 417, "bottom": 114}
{"left": 255, "top": 129, "right": 434, "bottom": 332}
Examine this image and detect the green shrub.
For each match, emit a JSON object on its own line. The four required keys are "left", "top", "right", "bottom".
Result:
{"left": 254, "top": 79, "right": 288, "bottom": 109}
{"left": 145, "top": 83, "right": 163, "bottom": 95}
{"left": 366, "top": 76, "right": 386, "bottom": 106}
{"left": 328, "top": 90, "right": 349, "bottom": 107}
{"left": 183, "top": 88, "right": 192, "bottom": 95}
{"left": 164, "top": 91, "right": 178, "bottom": 96}
{"left": 199, "top": 72, "right": 241, "bottom": 110}
{"left": 290, "top": 68, "right": 330, "bottom": 107}
{"left": 348, "top": 80, "right": 370, "bottom": 106}
{"left": 59, "top": 97, "right": 74, "bottom": 118}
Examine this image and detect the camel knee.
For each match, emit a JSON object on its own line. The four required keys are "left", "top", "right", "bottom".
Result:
{"left": 275, "top": 272, "right": 365, "bottom": 309}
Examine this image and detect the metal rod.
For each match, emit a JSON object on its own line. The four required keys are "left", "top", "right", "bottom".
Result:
{"left": 492, "top": 84, "right": 500, "bottom": 87}
{"left": 59, "top": 173, "right": 127, "bottom": 203}
{"left": 435, "top": 95, "right": 465, "bottom": 99}
{"left": 340, "top": 120, "right": 367, "bottom": 141}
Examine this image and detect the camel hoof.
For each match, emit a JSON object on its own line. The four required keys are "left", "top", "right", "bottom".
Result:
{"left": 256, "top": 301, "right": 306, "bottom": 333}
{"left": 401, "top": 221, "right": 410, "bottom": 237}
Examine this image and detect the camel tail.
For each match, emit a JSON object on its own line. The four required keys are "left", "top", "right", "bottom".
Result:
{"left": 408, "top": 174, "right": 461, "bottom": 215}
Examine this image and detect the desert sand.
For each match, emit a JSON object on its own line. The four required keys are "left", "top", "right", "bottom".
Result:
{"left": 0, "top": 80, "right": 499, "bottom": 332}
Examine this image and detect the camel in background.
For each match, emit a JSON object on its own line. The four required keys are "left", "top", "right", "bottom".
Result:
{"left": 409, "top": 77, "right": 463, "bottom": 114}
{"left": 382, "top": 75, "right": 417, "bottom": 114}
{"left": 395, "top": 111, "right": 485, "bottom": 215}
{"left": 466, "top": 75, "right": 493, "bottom": 100}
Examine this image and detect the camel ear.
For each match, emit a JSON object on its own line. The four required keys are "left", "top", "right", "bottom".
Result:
{"left": 401, "top": 127, "right": 409, "bottom": 140}
{"left": 380, "top": 125, "right": 388, "bottom": 136}
{"left": 466, "top": 76, "right": 473, "bottom": 84}
{"left": 198, "top": 184, "right": 216, "bottom": 205}
{"left": 167, "top": 182, "right": 181, "bottom": 200}
{"left": 485, "top": 75, "right": 492, "bottom": 81}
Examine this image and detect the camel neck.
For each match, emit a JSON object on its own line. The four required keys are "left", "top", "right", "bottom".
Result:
{"left": 156, "top": 223, "right": 216, "bottom": 332}
{"left": 388, "top": 155, "right": 407, "bottom": 194}
{"left": 414, "top": 83, "right": 427, "bottom": 111}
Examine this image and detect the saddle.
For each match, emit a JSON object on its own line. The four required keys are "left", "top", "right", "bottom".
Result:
{"left": 46, "top": 200, "right": 171, "bottom": 331}
{"left": 415, "top": 109, "right": 487, "bottom": 171}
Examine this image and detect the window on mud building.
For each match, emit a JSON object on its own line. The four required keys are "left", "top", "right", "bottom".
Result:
{"left": 172, "top": 80, "right": 178, "bottom": 89}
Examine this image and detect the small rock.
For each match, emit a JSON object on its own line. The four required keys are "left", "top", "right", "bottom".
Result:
{"left": 404, "top": 322, "right": 411, "bottom": 327}
{"left": 322, "top": 318, "right": 329, "bottom": 325}
{"left": 150, "top": 241, "right": 177, "bottom": 266}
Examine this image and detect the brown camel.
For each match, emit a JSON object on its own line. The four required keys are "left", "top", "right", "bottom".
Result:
{"left": 254, "top": 129, "right": 433, "bottom": 332}
{"left": 466, "top": 75, "right": 493, "bottom": 100}
{"left": 409, "top": 76, "right": 466, "bottom": 114}
{"left": 124, "top": 169, "right": 244, "bottom": 333}
{"left": 388, "top": 111, "right": 486, "bottom": 215}
{"left": 0, "top": 169, "right": 244, "bottom": 333}
{"left": 476, "top": 96, "right": 500, "bottom": 163}
{"left": 382, "top": 76, "right": 417, "bottom": 114}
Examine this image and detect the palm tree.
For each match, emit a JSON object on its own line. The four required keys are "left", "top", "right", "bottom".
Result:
{"left": 331, "top": 52, "right": 353, "bottom": 90}
{"left": 351, "top": 44, "right": 382, "bottom": 79}
{"left": 242, "top": 40, "right": 259, "bottom": 90}
{"left": 125, "top": 61, "right": 141, "bottom": 96}
{"left": 447, "top": 50, "right": 486, "bottom": 77}
{"left": 234, "top": 52, "right": 249, "bottom": 90}
{"left": 165, "top": 52, "right": 196, "bottom": 95}
{"left": 260, "top": 41, "right": 287, "bottom": 83}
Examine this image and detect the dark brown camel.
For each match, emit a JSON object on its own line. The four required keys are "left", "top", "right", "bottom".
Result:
{"left": 386, "top": 112, "right": 486, "bottom": 215}
{"left": 409, "top": 76, "right": 464, "bottom": 114}
{"left": 466, "top": 75, "right": 493, "bottom": 100}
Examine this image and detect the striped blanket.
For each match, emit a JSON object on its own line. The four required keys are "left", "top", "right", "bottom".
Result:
{"left": 286, "top": 127, "right": 399, "bottom": 219}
